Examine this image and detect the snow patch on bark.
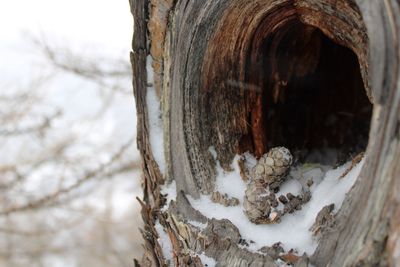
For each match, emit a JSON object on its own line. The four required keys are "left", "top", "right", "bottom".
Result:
{"left": 160, "top": 180, "right": 177, "bottom": 212}
{"left": 188, "top": 150, "right": 364, "bottom": 255}
{"left": 146, "top": 55, "right": 166, "bottom": 175}
{"left": 197, "top": 253, "right": 216, "bottom": 267}
{"left": 155, "top": 220, "right": 173, "bottom": 262}
{"left": 188, "top": 220, "right": 208, "bottom": 230}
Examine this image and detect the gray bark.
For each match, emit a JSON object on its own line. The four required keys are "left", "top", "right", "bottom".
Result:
{"left": 130, "top": 0, "right": 400, "bottom": 266}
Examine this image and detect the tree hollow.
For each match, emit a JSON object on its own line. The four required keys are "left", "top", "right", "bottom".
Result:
{"left": 201, "top": 0, "right": 371, "bottom": 177}
{"left": 241, "top": 20, "right": 372, "bottom": 163}
{"left": 132, "top": 0, "right": 400, "bottom": 265}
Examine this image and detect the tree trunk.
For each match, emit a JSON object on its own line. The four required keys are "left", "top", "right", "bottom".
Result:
{"left": 130, "top": 0, "right": 400, "bottom": 266}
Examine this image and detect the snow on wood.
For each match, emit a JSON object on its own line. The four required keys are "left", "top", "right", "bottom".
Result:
{"left": 161, "top": 180, "right": 177, "bottom": 212}
{"left": 155, "top": 220, "right": 174, "bottom": 262}
{"left": 186, "top": 150, "right": 364, "bottom": 255}
{"left": 197, "top": 253, "right": 216, "bottom": 267}
{"left": 146, "top": 55, "right": 166, "bottom": 175}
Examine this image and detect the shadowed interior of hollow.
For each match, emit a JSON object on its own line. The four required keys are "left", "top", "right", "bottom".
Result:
{"left": 242, "top": 19, "right": 372, "bottom": 164}
{"left": 200, "top": 1, "right": 371, "bottom": 169}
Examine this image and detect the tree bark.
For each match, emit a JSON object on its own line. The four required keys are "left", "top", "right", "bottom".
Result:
{"left": 130, "top": 0, "right": 400, "bottom": 266}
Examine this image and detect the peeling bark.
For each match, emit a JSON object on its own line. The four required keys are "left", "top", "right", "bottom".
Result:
{"left": 130, "top": 0, "right": 400, "bottom": 266}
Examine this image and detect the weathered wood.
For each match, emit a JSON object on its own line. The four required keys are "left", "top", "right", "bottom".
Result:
{"left": 168, "top": 193, "right": 278, "bottom": 266}
{"left": 310, "top": 1, "right": 400, "bottom": 265}
{"left": 130, "top": 0, "right": 168, "bottom": 265}
{"left": 131, "top": 0, "right": 400, "bottom": 266}
{"left": 165, "top": 0, "right": 373, "bottom": 197}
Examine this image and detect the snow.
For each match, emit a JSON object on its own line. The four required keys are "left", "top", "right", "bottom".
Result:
{"left": 188, "top": 220, "right": 208, "bottom": 230}
{"left": 197, "top": 253, "right": 216, "bottom": 267}
{"left": 146, "top": 55, "right": 166, "bottom": 175}
{"left": 146, "top": 55, "right": 155, "bottom": 85}
{"left": 278, "top": 179, "right": 303, "bottom": 197}
{"left": 161, "top": 180, "right": 177, "bottom": 211}
{"left": 187, "top": 150, "right": 365, "bottom": 255}
{"left": 214, "top": 158, "right": 247, "bottom": 200}
{"left": 155, "top": 220, "right": 174, "bottom": 262}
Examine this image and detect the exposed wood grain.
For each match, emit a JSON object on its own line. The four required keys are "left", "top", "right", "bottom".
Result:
{"left": 131, "top": 0, "right": 400, "bottom": 266}
{"left": 148, "top": 0, "right": 174, "bottom": 96}
{"left": 130, "top": 0, "right": 170, "bottom": 265}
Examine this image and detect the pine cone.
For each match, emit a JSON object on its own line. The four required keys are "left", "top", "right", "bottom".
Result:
{"left": 243, "top": 179, "right": 271, "bottom": 223}
{"left": 251, "top": 147, "right": 293, "bottom": 188}
{"left": 244, "top": 147, "right": 294, "bottom": 224}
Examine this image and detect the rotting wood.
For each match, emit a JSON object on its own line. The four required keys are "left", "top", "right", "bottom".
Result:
{"left": 130, "top": 0, "right": 400, "bottom": 266}
{"left": 130, "top": 0, "right": 170, "bottom": 265}
{"left": 148, "top": 0, "right": 174, "bottom": 97}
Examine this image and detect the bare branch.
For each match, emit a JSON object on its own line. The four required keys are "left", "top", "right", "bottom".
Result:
{"left": 0, "top": 138, "right": 138, "bottom": 216}
{"left": 0, "top": 110, "right": 61, "bottom": 136}
{"left": 30, "top": 35, "right": 132, "bottom": 94}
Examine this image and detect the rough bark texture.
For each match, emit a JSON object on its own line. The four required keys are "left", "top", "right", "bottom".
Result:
{"left": 130, "top": 0, "right": 400, "bottom": 266}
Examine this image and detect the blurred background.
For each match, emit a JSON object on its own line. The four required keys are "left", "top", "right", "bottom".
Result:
{"left": 0, "top": 1, "right": 143, "bottom": 266}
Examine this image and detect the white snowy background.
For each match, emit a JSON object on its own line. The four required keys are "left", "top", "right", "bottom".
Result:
{"left": 0, "top": 1, "right": 143, "bottom": 266}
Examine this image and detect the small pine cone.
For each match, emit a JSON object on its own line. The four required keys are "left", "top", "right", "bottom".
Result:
{"left": 243, "top": 179, "right": 271, "bottom": 223}
{"left": 262, "top": 146, "right": 293, "bottom": 178}
{"left": 252, "top": 147, "right": 293, "bottom": 186}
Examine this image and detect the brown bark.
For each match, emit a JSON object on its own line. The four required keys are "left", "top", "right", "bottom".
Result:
{"left": 130, "top": 0, "right": 400, "bottom": 266}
